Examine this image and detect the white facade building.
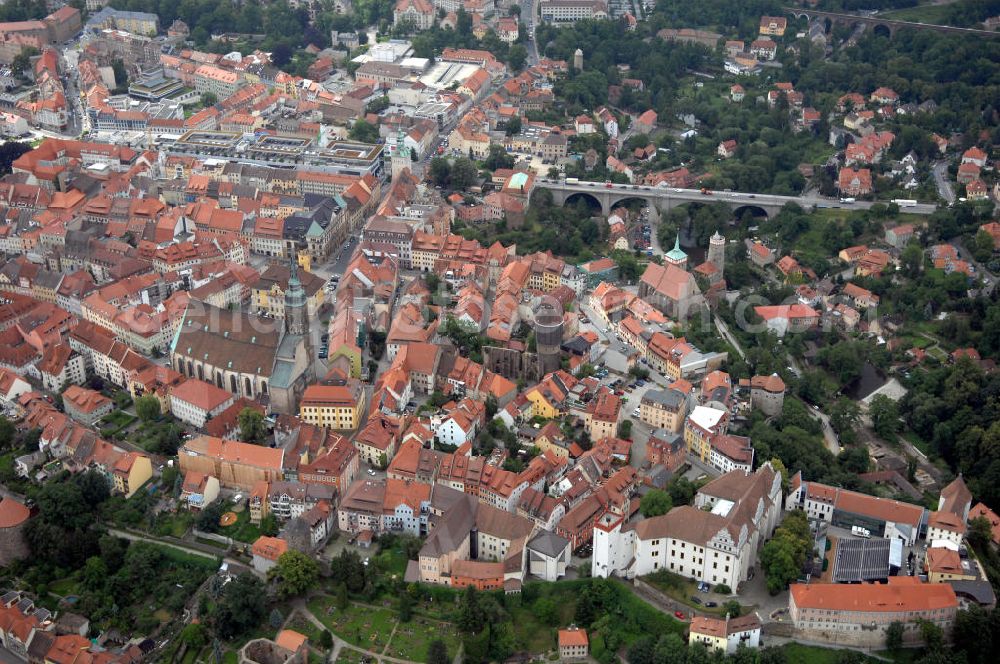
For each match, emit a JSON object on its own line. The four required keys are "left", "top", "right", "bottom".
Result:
{"left": 593, "top": 464, "right": 783, "bottom": 590}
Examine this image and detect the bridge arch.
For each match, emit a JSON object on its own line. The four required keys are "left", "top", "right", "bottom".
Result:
{"left": 564, "top": 191, "right": 603, "bottom": 212}
{"left": 872, "top": 22, "right": 892, "bottom": 38}
{"left": 608, "top": 195, "right": 656, "bottom": 212}
{"left": 733, "top": 204, "right": 770, "bottom": 221}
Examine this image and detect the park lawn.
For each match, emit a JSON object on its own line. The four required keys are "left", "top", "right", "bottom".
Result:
{"left": 509, "top": 604, "right": 559, "bottom": 654}
{"left": 154, "top": 510, "right": 195, "bottom": 538}
{"left": 219, "top": 509, "right": 262, "bottom": 544}
{"left": 49, "top": 577, "right": 79, "bottom": 597}
{"left": 777, "top": 644, "right": 883, "bottom": 663}
{"left": 334, "top": 650, "right": 364, "bottom": 664}
{"left": 102, "top": 410, "right": 137, "bottom": 428}
{"left": 308, "top": 597, "right": 396, "bottom": 653}
{"left": 222, "top": 651, "right": 238, "bottom": 664}
{"left": 384, "top": 616, "right": 462, "bottom": 662}
{"left": 372, "top": 544, "right": 411, "bottom": 578}
{"left": 925, "top": 345, "right": 949, "bottom": 362}
{"left": 881, "top": 3, "right": 952, "bottom": 23}
{"left": 156, "top": 543, "right": 220, "bottom": 570}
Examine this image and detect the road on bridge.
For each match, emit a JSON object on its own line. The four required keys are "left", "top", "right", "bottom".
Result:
{"left": 536, "top": 179, "right": 938, "bottom": 216}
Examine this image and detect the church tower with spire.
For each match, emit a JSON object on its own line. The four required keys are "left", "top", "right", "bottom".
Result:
{"left": 664, "top": 234, "right": 689, "bottom": 270}
{"left": 284, "top": 255, "right": 308, "bottom": 337}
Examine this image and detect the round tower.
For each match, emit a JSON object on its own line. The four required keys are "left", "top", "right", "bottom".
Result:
{"left": 533, "top": 298, "right": 564, "bottom": 377}
{"left": 708, "top": 231, "right": 725, "bottom": 277}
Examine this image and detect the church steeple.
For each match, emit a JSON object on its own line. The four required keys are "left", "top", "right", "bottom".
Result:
{"left": 664, "top": 233, "right": 689, "bottom": 269}
{"left": 284, "top": 254, "right": 307, "bottom": 337}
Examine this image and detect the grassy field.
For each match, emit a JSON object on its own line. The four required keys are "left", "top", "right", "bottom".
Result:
{"left": 49, "top": 577, "right": 79, "bottom": 597}
{"left": 881, "top": 3, "right": 953, "bottom": 23}
{"left": 777, "top": 643, "right": 877, "bottom": 663}
{"left": 285, "top": 613, "right": 324, "bottom": 644}
{"left": 219, "top": 508, "right": 263, "bottom": 544}
{"left": 308, "top": 597, "right": 397, "bottom": 653}
{"left": 384, "top": 616, "right": 462, "bottom": 662}
{"left": 154, "top": 510, "right": 195, "bottom": 538}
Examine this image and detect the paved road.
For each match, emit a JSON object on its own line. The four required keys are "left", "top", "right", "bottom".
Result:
{"left": 106, "top": 527, "right": 247, "bottom": 568}
{"left": 537, "top": 179, "right": 939, "bottom": 215}
{"left": 522, "top": 0, "right": 540, "bottom": 65}
{"left": 932, "top": 161, "right": 955, "bottom": 205}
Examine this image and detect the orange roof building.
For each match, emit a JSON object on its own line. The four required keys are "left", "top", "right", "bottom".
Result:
{"left": 789, "top": 578, "right": 958, "bottom": 645}
{"left": 558, "top": 627, "right": 589, "bottom": 659}
{"left": 178, "top": 435, "right": 284, "bottom": 491}
{"left": 789, "top": 474, "right": 926, "bottom": 545}
{"left": 251, "top": 536, "right": 288, "bottom": 572}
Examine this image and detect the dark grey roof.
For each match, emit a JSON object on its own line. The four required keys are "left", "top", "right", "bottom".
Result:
{"left": 832, "top": 538, "right": 894, "bottom": 583}
{"left": 527, "top": 530, "right": 569, "bottom": 559}
{"left": 641, "top": 389, "right": 684, "bottom": 408}
{"left": 420, "top": 492, "right": 476, "bottom": 557}
{"left": 948, "top": 579, "right": 996, "bottom": 605}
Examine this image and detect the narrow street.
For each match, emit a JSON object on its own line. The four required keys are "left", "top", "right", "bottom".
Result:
{"left": 713, "top": 315, "right": 746, "bottom": 361}
{"left": 932, "top": 161, "right": 955, "bottom": 205}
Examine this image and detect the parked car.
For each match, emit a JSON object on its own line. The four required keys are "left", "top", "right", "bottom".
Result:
{"left": 690, "top": 596, "right": 702, "bottom": 605}
{"left": 674, "top": 611, "right": 685, "bottom": 620}
{"left": 705, "top": 601, "right": 718, "bottom": 608}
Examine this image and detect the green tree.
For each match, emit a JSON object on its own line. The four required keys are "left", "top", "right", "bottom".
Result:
{"left": 617, "top": 419, "right": 632, "bottom": 439}
{"left": 427, "top": 639, "right": 449, "bottom": 664}
{"left": 901, "top": 242, "right": 924, "bottom": 278}
{"left": 505, "top": 116, "right": 522, "bottom": 136}
{"left": 968, "top": 515, "right": 993, "bottom": 550}
{"left": 200, "top": 91, "right": 218, "bottom": 107}
{"left": 829, "top": 397, "right": 861, "bottom": 444}
{"left": 449, "top": 157, "right": 478, "bottom": 190}
{"left": 508, "top": 44, "right": 527, "bottom": 71}
{"left": 639, "top": 489, "right": 672, "bottom": 518}
{"left": 238, "top": 408, "right": 266, "bottom": 444}
{"left": 723, "top": 600, "right": 742, "bottom": 618}
{"left": 0, "top": 416, "right": 15, "bottom": 448}
{"left": 0, "top": 141, "right": 31, "bottom": 176}
{"left": 11, "top": 47, "right": 38, "bottom": 81}
{"left": 319, "top": 630, "right": 333, "bottom": 650}
{"left": 886, "top": 621, "right": 904, "bottom": 651}
{"left": 919, "top": 619, "right": 944, "bottom": 651}
{"left": 111, "top": 58, "right": 128, "bottom": 92}
{"left": 760, "top": 511, "right": 811, "bottom": 594}
{"left": 260, "top": 513, "right": 279, "bottom": 537}
{"left": 196, "top": 501, "right": 226, "bottom": 533}
{"left": 429, "top": 157, "right": 451, "bottom": 187}
{"left": 398, "top": 591, "right": 414, "bottom": 622}
{"left": 972, "top": 229, "right": 995, "bottom": 263}
{"left": 870, "top": 394, "right": 900, "bottom": 441}
{"left": 484, "top": 144, "right": 515, "bottom": 171}
{"left": 214, "top": 573, "right": 267, "bottom": 639}
{"left": 180, "top": 623, "right": 208, "bottom": 650}
{"left": 349, "top": 118, "right": 379, "bottom": 143}
{"left": 457, "top": 586, "right": 483, "bottom": 633}
{"left": 135, "top": 395, "right": 161, "bottom": 422}
{"left": 334, "top": 583, "right": 349, "bottom": 610}
{"left": 268, "top": 550, "right": 321, "bottom": 599}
